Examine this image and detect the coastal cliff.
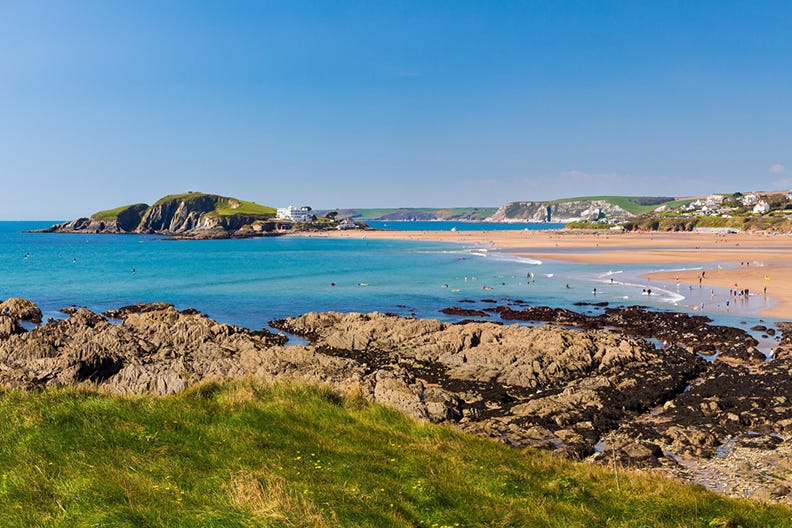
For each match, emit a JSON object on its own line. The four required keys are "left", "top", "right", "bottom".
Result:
{"left": 488, "top": 199, "right": 632, "bottom": 223}
{"left": 38, "top": 192, "right": 291, "bottom": 238}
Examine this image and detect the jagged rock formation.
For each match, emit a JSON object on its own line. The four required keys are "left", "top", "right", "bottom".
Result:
{"left": 0, "top": 299, "right": 790, "bottom": 503}
{"left": 487, "top": 200, "right": 631, "bottom": 223}
{"left": 36, "top": 193, "right": 283, "bottom": 239}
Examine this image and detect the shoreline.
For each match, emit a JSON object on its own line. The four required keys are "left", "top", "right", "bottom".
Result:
{"left": 296, "top": 229, "right": 792, "bottom": 318}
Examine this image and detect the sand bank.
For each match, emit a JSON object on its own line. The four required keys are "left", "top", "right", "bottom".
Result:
{"left": 301, "top": 229, "right": 792, "bottom": 317}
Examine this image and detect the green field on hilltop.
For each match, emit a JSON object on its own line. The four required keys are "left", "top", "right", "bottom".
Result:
{"left": 213, "top": 198, "right": 276, "bottom": 217}
{"left": 91, "top": 204, "right": 147, "bottom": 221}
{"left": 547, "top": 196, "right": 690, "bottom": 215}
{"left": 152, "top": 192, "right": 208, "bottom": 206}
{"left": 152, "top": 193, "right": 276, "bottom": 217}
{"left": 0, "top": 381, "right": 788, "bottom": 527}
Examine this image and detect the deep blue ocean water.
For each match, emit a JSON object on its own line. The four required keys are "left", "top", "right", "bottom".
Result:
{"left": 0, "top": 223, "right": 777, "bottom": 348}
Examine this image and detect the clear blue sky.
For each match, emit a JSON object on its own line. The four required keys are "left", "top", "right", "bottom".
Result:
{"left": 1, "top": 1, "right": 789, "bottom": 219}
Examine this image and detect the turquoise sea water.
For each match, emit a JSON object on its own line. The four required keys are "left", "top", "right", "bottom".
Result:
{"left": 0, "top": 223, "right": 776, "bottom": 340}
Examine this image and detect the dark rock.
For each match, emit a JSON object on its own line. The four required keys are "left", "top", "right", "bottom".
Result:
{"left": 104, "top": 302, "right": 176, "bottom": 319}
{"left": 440, "top": 307, "right": 488, "bottom": 317}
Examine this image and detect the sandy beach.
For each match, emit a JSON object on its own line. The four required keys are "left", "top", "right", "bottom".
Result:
{"left": 302, "top": 229, "right": 792, "bottom": 318}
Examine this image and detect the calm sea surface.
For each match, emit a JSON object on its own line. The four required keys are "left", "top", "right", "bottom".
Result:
{"left": 367, "top": 221, "right": 566, "bottom": 231}
{"left": 0, "top": 222, "right": 775, "bottom": 342}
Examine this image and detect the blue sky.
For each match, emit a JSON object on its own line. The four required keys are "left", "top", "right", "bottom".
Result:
{"left": 0, "top": 1, "right": 790, "bottom": 218}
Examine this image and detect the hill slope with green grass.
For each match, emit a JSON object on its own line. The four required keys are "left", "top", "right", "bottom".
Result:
{"left": 546, "top": 196, "right": 685, "bottom": 215}
{"left": 490, "top": 196, "right": 688, "bottom": 222}
{"left": 41, "top": 192, "right": 284, "bottom": 237}
{"left": 0, "top": 381, "right": 788, "bottom": 527}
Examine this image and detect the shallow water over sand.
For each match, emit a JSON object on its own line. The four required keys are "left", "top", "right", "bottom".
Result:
{"left": 0, "top": 222, "right": 777, "bottom": 339}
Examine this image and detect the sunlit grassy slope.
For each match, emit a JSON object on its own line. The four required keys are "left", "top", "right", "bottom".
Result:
{"left": 0, "top": 381, "right": 788, "bottom": 527}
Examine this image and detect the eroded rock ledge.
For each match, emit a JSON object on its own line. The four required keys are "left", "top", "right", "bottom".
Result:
{"left": 0, "top": 299, "right": 790, "bottom": 504}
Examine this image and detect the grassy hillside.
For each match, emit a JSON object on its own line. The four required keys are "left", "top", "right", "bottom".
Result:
{"left": 92, "top": 204, "right": 148, "bottom": 221}
{"left": 153, "top": 192, "right": 275, "bottom": 216}
{"left": 0, "top": 381, "right": 787, "bottom": 527}
{"left": 152, "top": 192, "right": 208, "bottom": 206}
{"left": 212, "top": 198, "right": 276, "bottom": 217}
{"left": 92, "top": 194, "right": 276, "bottom": 223}
{"left": 622, "top": 213, "right": 792, "bottom": 232}
{"left": 547, "top": 196, "right": 686, "bottom": 215}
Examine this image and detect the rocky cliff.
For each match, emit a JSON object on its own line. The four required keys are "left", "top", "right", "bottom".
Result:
{"left": 487, "top": 200, "right": 631, "bottom": 223}
{"left": 1, "top": 298, "right": 790, "bottom": 503}
{"left": 37, "top": 193, "right": 281, "bottom": 238}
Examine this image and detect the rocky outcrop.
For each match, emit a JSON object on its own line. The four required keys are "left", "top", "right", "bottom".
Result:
{"left": 0, "top": 297, "right": 43, "bottom": 323}
{"left": 36, "top": 193, "right": 280, "bottom": 239}
{"left": 0, "top": 300, "right": 790, "bottom": 504}
{"left": 487, "top": 200, "right": 631, "bottom": 223}
{"left": 497, "top": 304, "right": 765, "bottom": 366}
{"left": 40, "top": 204, "right": 149, "bottom": 234}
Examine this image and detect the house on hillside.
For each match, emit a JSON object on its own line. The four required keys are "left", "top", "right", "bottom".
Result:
{"left": 337, "top": 218, "right": 358, "bottom": 230}
{"left": 741, "top": 193, "right": 759, "bottom": 206}
{"left": 706, "top": 194, "right": 725, "bottom": 205}
{"left": 276, "top": 205, "right": 313, "bottom": 222}
{"left": 753, "top": 200, "right": 771, "bottom": 214}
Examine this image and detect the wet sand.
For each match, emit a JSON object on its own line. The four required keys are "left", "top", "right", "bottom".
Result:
{"left": 302, "top": 229, "right": 792, "bottom": 317}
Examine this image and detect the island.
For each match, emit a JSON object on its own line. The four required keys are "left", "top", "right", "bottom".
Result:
{"left": 36, "top": 192, "right": 354, "bottom": 239}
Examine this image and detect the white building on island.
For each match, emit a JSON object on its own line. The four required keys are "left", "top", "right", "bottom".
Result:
{"left": 276, "top": 205, "right": 313, "bottom": 222}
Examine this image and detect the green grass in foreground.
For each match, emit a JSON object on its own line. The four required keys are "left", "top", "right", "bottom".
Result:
{"left": 0, "top": 381, "right": 788, "bottom": 528}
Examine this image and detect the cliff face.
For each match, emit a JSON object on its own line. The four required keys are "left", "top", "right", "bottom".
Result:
{"left": 138, "top": 194, "right": 222, "bottom": 232}
{"left": 488, "top": 200, "right": 631, "bottom": 223}
{"left": 41, "top": 203, "right": 149, "bottom": 234}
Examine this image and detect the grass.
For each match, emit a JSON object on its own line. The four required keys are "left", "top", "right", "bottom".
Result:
{"left": 91, "top": 204, "right": 148, "bottom": 221}
{"left": 151, "top": 193, "right": 276, "bottom": 217}
{"left": 547, "top": 196, "right": 682, "bottom": 215}
{"left": 213, "top": 199, "right": 276, "bottom": 217}
{"left": 0, "top": 381, "right": 788, "bottom": 527}
{"left": 152, "top": 192, "right": 209, "bottom": 206}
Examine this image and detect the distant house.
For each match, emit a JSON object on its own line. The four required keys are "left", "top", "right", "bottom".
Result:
{"left": 753, "top": 200, "right": 771, "bottom": 214}
{"left": 741, "top": 193, "right": 758, "bottom": 206}
{"left": 706, "top": 194, "right": 725, "bottom": 205}
{"left": 276, "top": 205, "right": 312, "bottom": 222}
{"left": 337, "top": 218, "right": 358, "bottom": 230}
{"left": 787, "top": 190, "right": 792, "bottom": 201}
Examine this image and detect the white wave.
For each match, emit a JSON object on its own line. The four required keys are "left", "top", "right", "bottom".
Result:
{"left": 649, "top": 266, "right": 704, "bottom": 273}
{"left": 485, "top": 252, "right": 543, "bottom": 266}
{"left": 598, "top": 270, "right": 624, "bottom": 278}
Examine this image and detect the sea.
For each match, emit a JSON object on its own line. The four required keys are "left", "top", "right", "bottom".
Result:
{"left": 0, "top": 221, "right": 777, "bottom": 351}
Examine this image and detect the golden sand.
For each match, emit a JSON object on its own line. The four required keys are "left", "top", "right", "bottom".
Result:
{"left": 299, "top": 229, "right": 792, "bottom": 317}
